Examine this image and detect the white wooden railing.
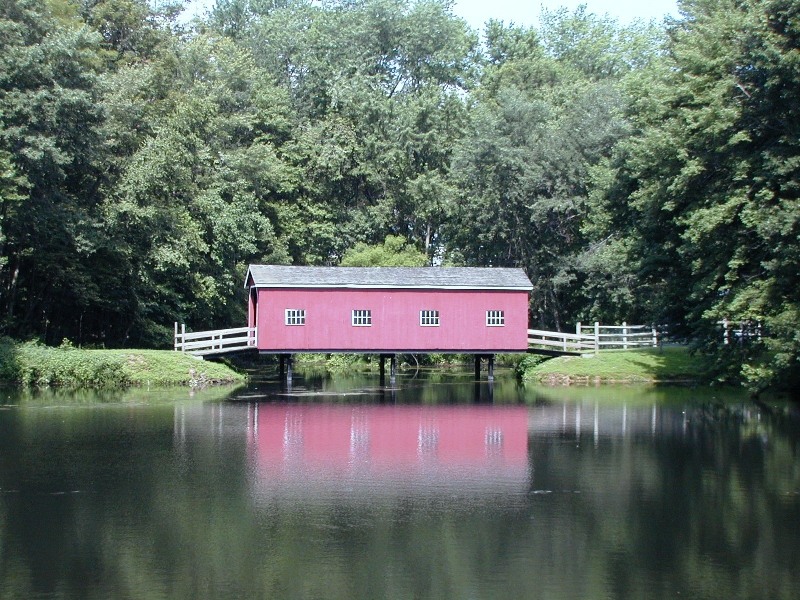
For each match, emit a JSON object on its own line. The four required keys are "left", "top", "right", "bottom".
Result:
{"left": 174, "top": 323, "right": 256, "bottom": 356}
{"left": 576, "top": 322, "right": 659, "bottom": 350}
{"left": 529, "top": 322, "right": 660, "bottom": 354}
{"left": 527, "top": 329, "right": 597, "bottom": 353}
{"left": 718, "top": 319, "right": 762, "bottom": 344}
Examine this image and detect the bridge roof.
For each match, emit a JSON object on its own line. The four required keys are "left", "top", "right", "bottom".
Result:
{"left": 245, "top": 265, "right": 533, "bottom": 291}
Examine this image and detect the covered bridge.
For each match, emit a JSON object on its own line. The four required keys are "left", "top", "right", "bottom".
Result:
{"left": 244, "top": 265, "right": 533, "bottom": 358}
{"left": 174, "top": 265, "right": 534, "bottom": 382}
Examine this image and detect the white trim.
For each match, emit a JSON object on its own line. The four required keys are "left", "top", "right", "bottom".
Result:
{"left": 351, "top": 309, "right": 372, "bottom": 327}
{"left": 420, "top": 310, "right": 440, "bottom": 327}
{"left": 486, "top": 310, "right": 505, "bottom": 327}
{"left": 285, "top": 309, "right": 305, "bottom": 326}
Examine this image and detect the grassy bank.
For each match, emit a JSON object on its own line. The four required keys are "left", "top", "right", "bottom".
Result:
{"left": 520, "top": 347, "right": 707, "bottom": 384}
{"left": 0, "top": 339, "right": 245, "bottom": 388}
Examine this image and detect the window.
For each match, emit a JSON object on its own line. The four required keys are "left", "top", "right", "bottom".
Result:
{"left": 285, "top": 309, "right": 305, "bottom": 325}
{"left": 420, "top": 310, "right": 440, "bottom": 326}
{"left": 486, "top": 310, "right": 505, "bottom": 326}
{"left": 352, "top": 309, "right": 372, "bottom": 326}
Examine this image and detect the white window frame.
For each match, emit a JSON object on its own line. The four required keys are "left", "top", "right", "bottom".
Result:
{"left": 351, "top": 309, "right": 372, "bottom": 326}
{"left": 419, "top": 310, "right": 440, "bottom": 327}
{"left": 486, "top": 310, "right": 505, "bottom": 327}
{"left": 284, "top": 309, "right": 306, "bottom": 326}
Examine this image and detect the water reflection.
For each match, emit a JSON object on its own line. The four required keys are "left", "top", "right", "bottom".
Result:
{"left": 247, "top": 404, "right": 529, "bottom": 502}
{"left": 1, "top": 376, "right": 799, "bottom": 600}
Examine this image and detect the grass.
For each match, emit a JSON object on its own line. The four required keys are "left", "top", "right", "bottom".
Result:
{"left": 521, "top": 346, "right": 708, "bottom": 384}
{"left": 0, "top": 338, "right": 245, "bottom": 388}
{"left": 103, "top": 349, "right": 245, "bottom": 386}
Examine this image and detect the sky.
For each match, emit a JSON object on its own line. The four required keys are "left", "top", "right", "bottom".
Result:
{"left": 183, "top": 0, "right": 682, "bottom": 30}
{"left": 454, "top": 0, "right": 681, "bottom": 29}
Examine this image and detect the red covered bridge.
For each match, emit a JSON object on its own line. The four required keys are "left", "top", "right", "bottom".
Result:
{"left": 175, "top": 265, "right": 534, "bottom": 380}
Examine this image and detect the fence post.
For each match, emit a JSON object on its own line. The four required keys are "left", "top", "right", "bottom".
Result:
{"left": 594, "top": 321, "right": 600, "bottom": 355}
{"left": 181, "top": 323, "right": 186, "bottom": 353}
{"left": 622, "top": 321, "right": 628, "bottom": 350}
{"left": 652, "top": 325, "right": 657, "bottom": 348}
{"left": 174, "top": 322, "right": 178, "bottom": 351}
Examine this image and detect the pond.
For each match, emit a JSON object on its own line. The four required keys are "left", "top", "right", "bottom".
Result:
{"left": 1, "top": 370, "right": 799, "bottom": 599}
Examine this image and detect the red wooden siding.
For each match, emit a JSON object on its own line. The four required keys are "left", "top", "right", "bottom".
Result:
{"left": 251, "top": 288, "right": 529, "bottom": 352}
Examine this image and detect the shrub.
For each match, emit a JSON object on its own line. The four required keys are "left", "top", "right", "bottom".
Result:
{"left": 0, "top": 337, "right": 22, "bottom": 381}
{"left": 325, "top": 353, "right": 375, "bottom": 373}
{"left": 15, "top": 341, "right": 130, "bottom": 388}
{"left": 514, "top": 354, "right": 551, "bottom": 379}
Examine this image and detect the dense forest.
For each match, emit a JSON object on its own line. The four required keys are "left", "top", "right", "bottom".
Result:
{"left": 0, "top": 0, "right": 798, "bottom": 392}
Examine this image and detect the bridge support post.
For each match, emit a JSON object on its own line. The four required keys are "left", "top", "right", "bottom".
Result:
{"left": 278, "top": 354, "right": 293, "bottom": 387}
{"left": 474, "top": 354, "right": 494, "bottom": 382}
{"left": 379, "top": 354, "right": 395, "bottom": 385}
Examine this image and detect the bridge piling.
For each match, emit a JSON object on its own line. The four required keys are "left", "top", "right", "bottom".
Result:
{"left": 473, "top": 354, "right": 495, "bottom": 382}
{"left": 378, "top": 354, "right": 397, "bottom": 385}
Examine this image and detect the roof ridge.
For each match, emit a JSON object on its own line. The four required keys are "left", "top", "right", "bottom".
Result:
{"left": 245, "top": 265, "right": 533, "bottom": 290}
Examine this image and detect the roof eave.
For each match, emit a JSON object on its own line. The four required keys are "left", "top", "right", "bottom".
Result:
{"left": 248, "top": 283, "right": 533, "bottom": 291}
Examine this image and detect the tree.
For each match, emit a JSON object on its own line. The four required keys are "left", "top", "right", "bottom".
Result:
{"left": 0, "top": 0, "right": 107, "bottom": 342}
{"left": 104, "top": 35, "right": 297, "bottom": 344}
{"left": 610, "top": 0, "right": 800, "bottom": 392}
{"left": 446, "top": 13, "right": 657, "bottom": 328}
{"left": 219, "top": 0, "right": 475, "bottom": 262}
{"left": 340, "top": 234, "right": 427, "bottom": 266}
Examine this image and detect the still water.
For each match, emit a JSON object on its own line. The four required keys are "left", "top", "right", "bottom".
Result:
{"left": 1, "top": 371, "right": 799, "bottom": 599}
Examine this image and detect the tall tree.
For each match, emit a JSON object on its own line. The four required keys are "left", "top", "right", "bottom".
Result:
{"left": 219, "top": 0, "right": 475, "bottom": 262}
{"left": 0, "top": 0, "right": 107, "bottom": 342}
{"left": 611, "top": 0, "right": 800, "bottom": 391}
{"left": 446, "top": 13, "right": 659, "bottom": 328}
{"left": 104, "top": 34, "right": 297, "bottom": 344}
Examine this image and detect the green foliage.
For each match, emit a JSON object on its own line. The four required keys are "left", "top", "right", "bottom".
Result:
{"left": 603, "top": 0, "right": 800, "bottom": 392}
{"left": 0, "top": 338, "right": 244, "bottom": 387}
{"left": 1, "top": 0, "right": 797, "bottom": 393}
{"left": 447, "top": 11, "right": 656, "bottom": 328}
{"left": 513, "top": 353, "right": 551, "bottom": 379}
{"left": 8, "top": 339, "right": 132, "bottom": 387}
{"left": 340, "top": 235, "right": 427, "bottom": 266}
{"left": 324, "top": 353, "right": 377, "bottom": 374}
{"left": 0, "top": 336, "right": 21, "bottom": 380}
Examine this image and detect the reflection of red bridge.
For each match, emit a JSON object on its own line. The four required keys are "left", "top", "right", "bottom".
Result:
{"left": 249, "top": 405, "right": 529, "bottom": 499}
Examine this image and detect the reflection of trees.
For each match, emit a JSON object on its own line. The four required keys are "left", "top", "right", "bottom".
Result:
{"left": 526, "top": 400, "right": 800, "bottom": 599}
{"left": 1, "top": 398, "right": 799, "bottom": 598}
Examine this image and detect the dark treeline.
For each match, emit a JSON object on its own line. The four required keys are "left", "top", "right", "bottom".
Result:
{"left": 0, "top": 0, "right": 798, "bottom": 393}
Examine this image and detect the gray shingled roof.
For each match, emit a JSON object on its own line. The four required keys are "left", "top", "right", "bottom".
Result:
{"left": 245, "top": 265, "right": 532, "bottom": 290}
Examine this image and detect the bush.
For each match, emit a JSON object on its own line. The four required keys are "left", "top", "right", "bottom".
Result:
{"left": 15, "top": 341, "right": 130, "bottom": 388}
{"left": 325, "top": 353, "right": 376, "bottom": 373}
{"left": 514, "top": 354, "right": 551, "bottom": 379}
{"left": 0, "top": 337, "right": 22, "bottom": 381}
